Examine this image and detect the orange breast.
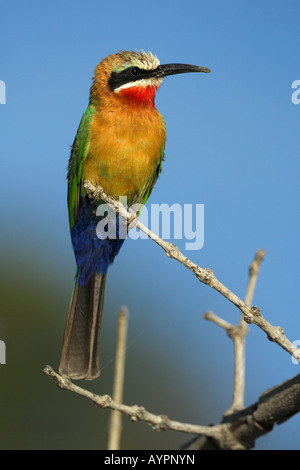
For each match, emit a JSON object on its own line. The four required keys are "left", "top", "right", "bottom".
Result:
{"left": 82, "top": 105, "right": 166, "bottom": 202}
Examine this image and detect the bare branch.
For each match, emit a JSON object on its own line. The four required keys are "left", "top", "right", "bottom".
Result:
{"left": 245, "top": 249, "right": 266, "bottom": 307}
{"left": 204, "top": 250, "right": 266, "bottom": 415}
{"left": 43, "top": 365, "right": 237, "bottom": 445}
{"left": 44, "top": 365, "right": 300, "bottom": 450}
{"left": 107, "top": 307, "right": 129, "bottom": 450}
{"left": 83, "top": 181, "right": 300, "bottom": 364}
{"left": 202, "top": 311, "right": 233, "bottom": 331}
{"left": 227, "top": 249, "right": 266, "bottom": 414}
{"left": 185, "top": 373, "right": 300, "bottom": 450}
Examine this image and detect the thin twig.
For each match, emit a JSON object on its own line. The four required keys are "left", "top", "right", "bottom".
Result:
{"left": 83, "top": 181, "right": 300, "bottom": 364}
{"left": 44, "top": 365, "right": 300, "bottom": 450}
{"left": 244, "top": 249, "right": 266, "bottom": 307}
{"left": 107, "top": 307, "right": 129, "bottom": 450}
{"left": 43, "top": 365, "right": 235, "bottom": 444}
{"left": 203, "top": 250, "right": 266, "bottom": 415}
{"left": 225, "top": 249, "right": 266, "bottom": 414}
{"left": 202, "top": 311, "right": 232, "bottom": 331}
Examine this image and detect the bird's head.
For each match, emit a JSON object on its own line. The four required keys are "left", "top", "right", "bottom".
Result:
{"left": 90, "top": 50, "right": 210, "bottom": 107}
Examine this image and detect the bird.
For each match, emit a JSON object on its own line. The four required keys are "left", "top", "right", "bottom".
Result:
{"left": 59, "top": 50, "right": 210, "bottom": 380}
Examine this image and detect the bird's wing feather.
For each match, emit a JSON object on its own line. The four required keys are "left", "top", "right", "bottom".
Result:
{"left": 67, "top": 104, "right": 96, "bottom": 229}
{"left": 141, "top": 151, "right": 164, "bottom": 206}
{"left": 132, "top": 117, "right": 166, "bottom": 209}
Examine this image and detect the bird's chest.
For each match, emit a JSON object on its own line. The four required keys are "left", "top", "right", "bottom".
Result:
{"left": 82, "top": 109, "right": 165, "bottom": 202}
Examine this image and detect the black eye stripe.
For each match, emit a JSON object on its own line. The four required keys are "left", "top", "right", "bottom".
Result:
{"left": 108, "top": 66, "right": 154, "bottom": 91}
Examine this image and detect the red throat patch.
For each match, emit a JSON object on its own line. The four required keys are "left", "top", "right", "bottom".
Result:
{"left": 119, "top": 85, "right": 157, "bottom": 106}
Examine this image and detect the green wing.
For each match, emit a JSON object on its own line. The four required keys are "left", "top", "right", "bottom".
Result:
{"left": 140, "top": 149, "right": 164, "bottom": 206}
{"left": 134, "top": 117, "right": 166, "bottom": 210}
{"left": 67, "top": 105, "right": 96, "bottom": 229}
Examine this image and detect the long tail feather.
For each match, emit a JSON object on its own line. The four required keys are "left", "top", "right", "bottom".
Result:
{"left": 59, "top": 272, "right": 107, "bottom": 380}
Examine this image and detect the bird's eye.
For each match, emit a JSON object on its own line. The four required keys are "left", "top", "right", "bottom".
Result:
{"left": 131, "top": 67, "right": 140, "bottom": 76}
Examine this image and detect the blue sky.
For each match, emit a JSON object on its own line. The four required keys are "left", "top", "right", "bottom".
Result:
{"left": 1, "top": 0, "right": 300, "bottom": 450}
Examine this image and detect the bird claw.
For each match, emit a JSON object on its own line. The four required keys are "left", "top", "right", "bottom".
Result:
{"left": 91, "top": 185, "right": 104, "bottom": 202}
{"left": 84, "top": 181, "right": 104, "bottom": 203}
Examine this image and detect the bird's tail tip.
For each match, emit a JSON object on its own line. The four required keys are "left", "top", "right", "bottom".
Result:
{"left": 59, "top": 272, "right": 107, "bottom": 381}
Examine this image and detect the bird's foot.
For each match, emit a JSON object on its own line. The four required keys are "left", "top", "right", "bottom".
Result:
{"left": 84, "top": 180, "right": 104, "bottom": 203}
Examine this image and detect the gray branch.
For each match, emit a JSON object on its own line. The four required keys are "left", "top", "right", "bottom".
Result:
{"left": 185, "top": 373, "right": 300, "bottom": 450}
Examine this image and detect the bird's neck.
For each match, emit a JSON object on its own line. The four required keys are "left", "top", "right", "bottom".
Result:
{"left": 117, "top": 85, "right": 157, "bottom": 108}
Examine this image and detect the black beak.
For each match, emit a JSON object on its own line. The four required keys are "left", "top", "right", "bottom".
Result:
{"left": 151, "top": 63, "right": 210, "bottom": 78}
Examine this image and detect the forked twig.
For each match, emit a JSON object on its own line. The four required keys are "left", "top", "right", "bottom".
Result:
{"left": 204, "top": 249, "right": 266, "bottom": 415}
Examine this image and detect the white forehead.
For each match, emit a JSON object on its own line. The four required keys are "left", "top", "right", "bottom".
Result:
{"left": 132, "top": 51, "right": 160, "bottom": 70}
